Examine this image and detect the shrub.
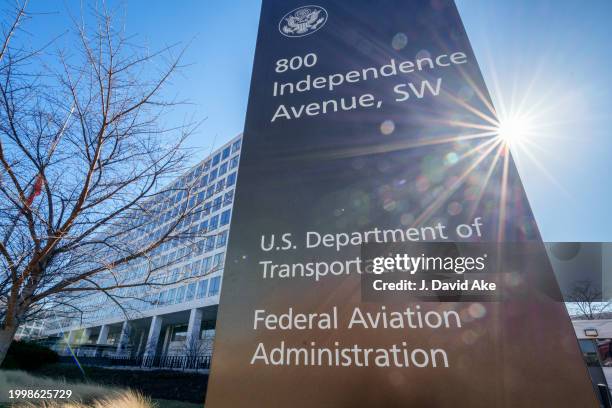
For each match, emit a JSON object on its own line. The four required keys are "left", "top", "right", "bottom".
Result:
{"left": 1, "top": 340, "right": 59, "bottom": 370}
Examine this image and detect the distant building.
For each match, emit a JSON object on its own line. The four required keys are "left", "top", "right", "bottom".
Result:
{"left": 36, "top": 134, "right": 242, "bottom": 370}
{"left": 573, "top": 319, "right": 612, "bottom": 403}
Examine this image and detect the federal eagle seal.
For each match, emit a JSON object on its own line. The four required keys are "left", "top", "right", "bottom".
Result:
{"left": 279, "top": 5, "right": 328, "bottom": 38}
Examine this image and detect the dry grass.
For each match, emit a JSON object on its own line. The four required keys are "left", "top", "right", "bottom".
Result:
{"left": 12, "top": 390, "right": 152, "bottom": 408}
{"left": 0, "top": 370, "right": 156, "bottom": 408}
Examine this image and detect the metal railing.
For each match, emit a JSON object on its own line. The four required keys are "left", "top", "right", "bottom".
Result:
{"left": 58, "top": 354, "right": 211, "bottom": 371}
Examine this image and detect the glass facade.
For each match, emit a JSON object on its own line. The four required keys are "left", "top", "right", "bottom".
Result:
{"left": 46, "top": 134, "right": 242, "bottom": 332}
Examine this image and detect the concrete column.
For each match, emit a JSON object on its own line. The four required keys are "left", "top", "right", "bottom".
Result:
{"left": 75, "top": 328, "right": 89, "bottom": 356}
{"left": 82, "top": 328, "right": 92, "bottom": 344}
{"left": 186, "top": 308, "right": 203, "bottom": 346}
{"left": 116, "top": 321, "right": 130, "bottom": 353}
{"left": 162, "top": 326, "right": 172, "bottom": 356}
{"left": 66, "top": 330, "right": 77, "bottom": 344}
{"left": 136, "top": 331, "right": 145, "bottom": 356}
{"left": 96, "top": 325, "right": 109, "bottom": 345}
{"left": 144, "top": 315, "right": 163, "bottom": 357}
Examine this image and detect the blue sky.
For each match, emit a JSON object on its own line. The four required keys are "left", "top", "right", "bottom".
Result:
{"left": 23, "top": 0, "right": 612, "bottom": 242}
{"left": 456, "top": 0, "right": 612, "bottom": 242}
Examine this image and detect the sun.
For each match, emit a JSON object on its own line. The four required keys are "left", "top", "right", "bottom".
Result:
{"left": 496, "top": 113, "right": 533, "bottom": 145}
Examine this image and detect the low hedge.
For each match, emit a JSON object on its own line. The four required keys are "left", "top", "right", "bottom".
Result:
{"left": 1, "top": 340, "right": 58, "bottom": 370}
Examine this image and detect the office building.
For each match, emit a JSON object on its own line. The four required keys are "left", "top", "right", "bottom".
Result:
{"left": 37, "top": 134, "right": 242, "bottom": 370}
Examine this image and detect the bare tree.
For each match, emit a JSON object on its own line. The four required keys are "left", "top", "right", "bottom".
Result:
{"left": 182, "top": 335, "right": 213, "bottom": 359}
{"left": 181, "top": 335, "right": 213, "bottom": 371}
{"left": 0, "top": 2, "right": 208, "bottom": 364}
{"left": 567, "top": 280, "right": 612, "bottom": 320}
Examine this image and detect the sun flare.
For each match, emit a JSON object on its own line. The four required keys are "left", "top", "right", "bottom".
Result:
{"left": 496, "top": 113, "right": 534, "bottom": 145}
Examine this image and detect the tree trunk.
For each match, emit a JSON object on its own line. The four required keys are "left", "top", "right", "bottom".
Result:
{"left": 0, "top": 325, "right": 18, "bottom": 366}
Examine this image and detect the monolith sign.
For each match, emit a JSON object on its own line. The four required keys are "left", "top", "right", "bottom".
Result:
{"left": 205, "top": 1, "right": 599, "bottom": 406}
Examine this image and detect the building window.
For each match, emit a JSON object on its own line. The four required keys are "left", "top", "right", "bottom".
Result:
{"left": 193, "top": 212, "right": 202, "bottom": 223}
{"left": 201, "top": 256, "right": 212, "bottom": 274}
{"left": 197, "top": 279, "right": 208, "bottom": 299}
{"left": 176, "top": 286, "right": 185, "bottom": 303}
{"left": 208, "top": 276, "right": 221, "bottom": 297}
{"left": 209, "top": 168, "right": 218, "bottom": 182}
{"left": 206, "top": 235, "right": 216, "bottom": 251}
{"left": 190, "top": 260, "right": 201, "bottom": 277}
{"left": 230, "top": 155, "right": 239, "bottom": 169}
{"left": 158, "top": 290, "right": 167, "bottom": 306}
{"left": 182, "top": 264, "right": 191, "bottom": 277}
{"left": 199, "top": 174, "right": 208, "bottom": 188}
{"left": 209, "top": 215, "right": 219, "bottom": 231}
{"left": 222, "top": 146, "right": 231, "bottom": 160}
{"left": 226, "top": 172, "right": 237, "bottom": 186}
{"left": 163, "top": 269, "right": 172, "bottom": 284}
{"left": 212, "top": 153, "right": 221, "bottom": 167}
{"left": 232, "top": 139, "right": 241, "bottom": 153}
{"left": 206, "top": 186, "right": 214, "bottom": 199}
{"left": 219, "top": 162, "right": 228, "bottom": 176}
{"left": 196, "top": 163, "right": 204, "bottom": 176}
{"left": 203, "top": 201, "right": 211, "bottom": 215}
{"left": 212, "top": 197, "right": 222, "bottom": 212}
{"left": 223, "top": 190, "right": 233, "bottom": 206}
{"left": 185, "top": 283, "right": 196, "bottom": 301}
{"left": 216, "top": 180, "right": 225, "bottom": 193}
{"left": 220, "top": 209, "right": 231, "bottom": 226}
{"left": 188, "top": 195, "right": 197, "bottom": 208}
{"left": 212, "top": 252, "right": 225, "bottom": 270}
{"left": 194, "top": 240, "right": 204, "bottom": 256}
{"left": 167, "top": 288, "right": 176, "bottom": 304}
{"left": 217, "top": 231, "right": 228, "bottom": 248}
